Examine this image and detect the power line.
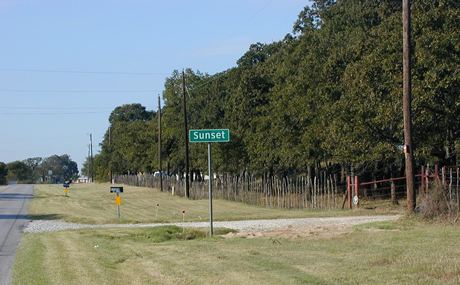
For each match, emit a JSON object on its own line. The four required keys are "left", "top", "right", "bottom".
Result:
{"left": 0, "top": 106, "right": 112, "bottom": 110}
{"left": 0, "top": 111, "right": 108, "bottom": 115}
{"left": 0, "top": 68, "right": 170, "bottom": 76}
{"left": 0, "top": 88, "right": 160, "bottom": 93}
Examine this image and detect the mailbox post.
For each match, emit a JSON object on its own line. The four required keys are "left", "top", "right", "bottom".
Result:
{"left": 63, "top": 182, "right": 70, "bottom": 197}
{"left": 110, "top": 186, "right": 123, "bottom": 220}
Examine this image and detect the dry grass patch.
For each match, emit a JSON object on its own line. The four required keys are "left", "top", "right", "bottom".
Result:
{"left": 13, "top": 220, "right": 460, "bottom": 285}
{"left": 30, "top": 183, "right": 397, "bottom": 224}
{"left": 224, "top": 224, "right": 351, "bottom": 240}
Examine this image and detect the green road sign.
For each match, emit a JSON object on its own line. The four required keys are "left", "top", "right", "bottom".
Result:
{"left": 189, "top": 129, "right": 230, "bottom": 236}
{"left": 189, "top": 129, "right": 230, "bottom": 143}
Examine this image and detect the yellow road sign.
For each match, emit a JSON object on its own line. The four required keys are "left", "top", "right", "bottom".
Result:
{"left": 115, "top": 196, "right": 122, "bottom": 205}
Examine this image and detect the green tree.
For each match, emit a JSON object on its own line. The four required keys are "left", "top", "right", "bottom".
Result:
{"left": 95, "top": 103, "right": 158, "bottom": 179}
{"left": 109, "top": 103, "right": 153, "bottom": 123}
{"left": 40, "top": 155, "right": 79, "bottom": 183}
{"left": 0, "top": 162, "right": 8, "bottom": 185}
{"left": 90, "top": 1, "right": 460, "bottom": 180}
{"left": 23, "top": 157, "right": 43, "bottom": 182}
{"left": 7, "top": 161, "right": 33, "bottom": 183}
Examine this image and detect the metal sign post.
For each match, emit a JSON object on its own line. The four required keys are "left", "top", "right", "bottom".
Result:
{"left": 63, "top": 182, "right": 70, "bottom": 197}
{"left": 189, "top": 129, "right": 230, "bottom": 237}
{"left": 208, "top": 143, "right": 214, "bottom": 236}
{"left": 116, "top": 193, "right": 121, "bottom": 220}
{"left": 110, "top": 187, "right": 123, "bottom": 221}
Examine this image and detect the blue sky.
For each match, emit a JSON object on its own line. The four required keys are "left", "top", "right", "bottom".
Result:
{"left": 0, "top": 0, "right": 308, "bottom": 169}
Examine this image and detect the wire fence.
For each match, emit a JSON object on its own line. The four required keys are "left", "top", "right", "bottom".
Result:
{"left": 421, "top": 166, "right": 460, "bottom": 211}
{"left": 115, "top": 165, "right": 459, "bottom": 212}
{"left": 114, "top": 173, "right": 343, "bottom": 210}
{"left": 352, "top": 166, "right": 460, "bottom": 211}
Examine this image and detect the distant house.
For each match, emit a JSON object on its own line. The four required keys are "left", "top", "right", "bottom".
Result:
{"left": 75, "top": 176, "right": 89, "bottom": 183}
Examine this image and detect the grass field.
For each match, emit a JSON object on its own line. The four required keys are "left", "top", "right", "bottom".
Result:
{"left": 29, "top": 183, "right": 401, "bottom": 224}
{"left": 12, "top": 219, "right": 460, "bottom": 285}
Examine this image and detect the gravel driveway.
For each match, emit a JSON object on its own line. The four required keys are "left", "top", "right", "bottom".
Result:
{"left": 25, "top": 215, "right": 400, "bottom": 234}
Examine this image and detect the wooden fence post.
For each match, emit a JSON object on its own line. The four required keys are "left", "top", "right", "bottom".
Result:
{"left": 421, "top": 166, "right": 425, "bottom": 196}
{"left": 354, "top": 176, "right": 359, "bottom": 208}
{"left": 391, "top": 181, "right": 398, "bottom": 205}
{"left": 347, "top": 176, "right": 352, "bottom": 209}
{"left": 313, "top": 176, "right": 317, "bottom": 209}
{"left": 457, "top": 168, "right": 459, "bottom": 213}
{"left": 333, "top": 174, "right": 337, "bottom": 209}
{"left": 435, "top": 163, "right": 439, "bottom": 181}
{"left": 449, "top": 168, "right": 453, "bottom": 203}
{"left": 442, "top": 166, "right": 446, "bottom": 186}
{"left": 425, "top": 166, "right": 430, "bottom": 194}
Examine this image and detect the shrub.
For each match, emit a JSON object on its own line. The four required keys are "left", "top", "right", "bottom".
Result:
{"left": 418, "top": 181, "right": 458, "bottom": 222}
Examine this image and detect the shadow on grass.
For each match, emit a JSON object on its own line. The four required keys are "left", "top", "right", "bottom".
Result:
{"left": 0, "top": 214, "right": 62, "bottom": 220}
{"left": 0, "top": 193, "right": 34, "bottom": 200}
{"left": 29, "top": 214, "right": 62, "bottom": 220}
{"left": 33, "top": 194, "right": 70, "bottom": 199}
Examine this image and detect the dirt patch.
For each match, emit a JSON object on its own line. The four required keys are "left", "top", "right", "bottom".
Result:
{"left": 223, "top": 224, "right": 351, "bottom": 240}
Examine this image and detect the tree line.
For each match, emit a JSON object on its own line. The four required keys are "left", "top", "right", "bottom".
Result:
{"left": 0, "top": 155, "right": 79, "bottom": 184}
{"left": 87, "top": 0, "right": 459, "bottom": 182}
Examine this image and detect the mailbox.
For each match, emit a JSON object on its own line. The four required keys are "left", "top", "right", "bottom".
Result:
{"left": 110, "top": 186, "right": 124, "bottom": 193}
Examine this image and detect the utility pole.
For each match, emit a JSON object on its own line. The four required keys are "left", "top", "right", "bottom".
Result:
{"left": 403, "top": 0, "right": 416, "bottom": 213}
{"left": 109, "top": 127, "right": 113, "bottom": 184}
{"left": 158, "top": 95, "right": 163, "bottom": 192}
{"left": 87, "top": 144, "right": 91, "bottom": 182}
{"left": 182, "top": 70, "right": 190, "bottom": 198}
{"left": 90, "top": 133, "right": 94, "bottom": 183}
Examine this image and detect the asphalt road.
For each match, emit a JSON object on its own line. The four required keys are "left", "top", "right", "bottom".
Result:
{"left": 0, "top": 185, "right": 33, "bottom": 285}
